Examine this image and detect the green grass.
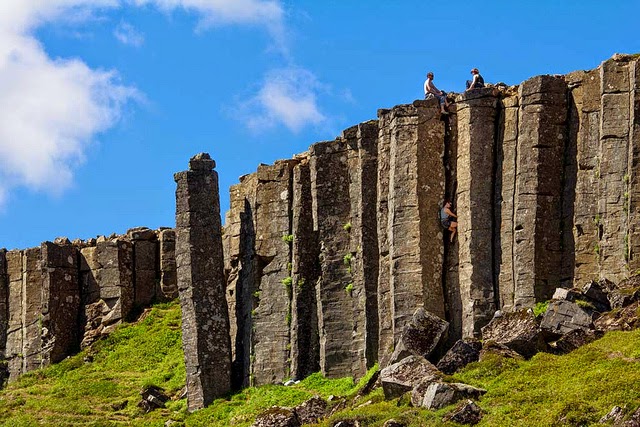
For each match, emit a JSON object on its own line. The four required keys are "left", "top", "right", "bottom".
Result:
{"left": 1, "top": 302, "right": 639, "bottom": 427}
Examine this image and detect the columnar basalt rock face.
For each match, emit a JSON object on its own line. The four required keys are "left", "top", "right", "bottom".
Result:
{"left": 40, "top": 241, "right": 80, "bottom": 365}
{"left": 629, "top": 60, "right": 640, "bottom": 273}
{"left": 387, "top": 100, "right": 446, "bottom": 337}
{"left": 174, "top": 153, "right": 231, "bottom": 410}
{"left": 512, "top": 75, "right": 568, "bottom": 308}
{"left": 128, "top": 227, "right": 158, "bottom": 307}
{"left": 376, "top": 108, "right": 394, "bottom": 367}
{"left": 456, "top": 88, "right": 499, "bottom": 337}
{"left": 250, "top": 161, "right": 296, "bottom": 385}
{"left": 96, "top": 239, "right": 134, "bottom": 324}
{"left": 311, "top": 137, "right": 368, "bottom": 379}
{"left": 0, "top": 249, "right": 7, "bottom": 367}
{"left": 20, "top": 248, "right": 44, "bottom": 374}
{"left": 495, "top": 91, "right": 519, "bottom": 311}
{"left": 159, "top": 229, "right": 178, "bottom": 300}
{"left": 290, "top": 160, "right": 320, "bottom": 380}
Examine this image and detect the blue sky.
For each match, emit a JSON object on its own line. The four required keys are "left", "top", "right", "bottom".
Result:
{"left": 1, "top": 0, "right": 639, "bottom": 250}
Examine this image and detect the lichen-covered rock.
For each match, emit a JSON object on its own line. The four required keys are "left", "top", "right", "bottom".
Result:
{"left": 443, "top": 399, "right": 484, "bottom": 425}
{"left": 380, "top": 355, "right": 442, "bottom": 399}
{"left": 548, "top": 328, "right": 603, "bottom": 354}
{"left": 480, "top": 309, "right": 548, "bottom": 358}
{"left": 607, "top": 276, "right": 640, "bottom": 309}
{"left": 540, "top": 300, "right": 594, "bottom": 335}
{"left": 594, "top": 301, "right": 640, "bottom": 332}
{"left": 436, "top": 338, "right": 482, "bottom": 374}
{"left": 413, "top": 381, "right": 486, "bottom": 410}
{"left": 252, "top": 407, "right": 300, "bottom": 427}
{"left": 294, "top": 396, "right": 327, "bottom": 425}
{"left": 388, "top": 308, "right": 449, "bottom": 366}
{"left": 479, "top": 341, "right": 525, "bottom": 361}
{"left": 382, "top": 420, "right": 405, "bottom": 427}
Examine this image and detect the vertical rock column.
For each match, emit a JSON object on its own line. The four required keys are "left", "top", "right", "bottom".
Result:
{"left": 224, "top": 175, "right": 258, "bottom": 389}
{"left": 387, "top": 100, "right": 445, "bottom": 340}
{"left": 174, "top": 153, "right": 231, "bottom": 410}
{"left": 251, "top": 161, "right": 296, "bottom": 385}
{"left": 0, "top": 249, "right": 7, "bottom": 382}
{"left": 455, "top": 88, "right": 499, "bottom": 337}
{"left": 513, "top": 76, "right": 567, "bottom": 307}
{"left": 96, "top": 239, "right": 134, "bottom": 324}
{"left": 566, "top": 69, "right": 601, "bottom": 285}
{"left": 311, "top": 138, "right": 367, "bottom": 379}
{"left": 628, "top": 59, "right": 640, "bottom": 272}
{"left": 376, "top": 109, "right": 394, "bottom": 366}
{"left": 40, "top": 240, "right": 80, "bottom": 365}
{"left": 598, "top": 58, "right": 633, "bottom": 282}
{"left": 159, "top": 229, "right": 178, "bottom": 300}
{"left": 129, "top": 227, "right": 158, "bottom": 307}
{"left": 495, "top": 91, "right": 519, "bottom": 311}
{"left": 290, "top": 158, "right": 320, "bottom": 380}
{"left": 21, "top": 248, "right": 44, "bottom": 373}
{"left": 356, "top": 121, "right": 380, "bottom": 367}
{"left": 5, "top": 250, "right": 23, "bottom": 379}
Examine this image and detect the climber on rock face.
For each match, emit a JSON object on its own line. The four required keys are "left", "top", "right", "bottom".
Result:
{"left": 440, "top": 200, "right": 458, "bottom": 243}
{"left": 424, "top": 71, "right": 449, "bottom": 115}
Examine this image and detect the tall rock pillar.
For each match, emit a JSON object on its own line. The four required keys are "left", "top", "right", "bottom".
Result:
{"left": 513, "top": 76, "right": 568, "bottom": 307}
{"left": 456, "top": 88, "right": 499, "bottom": 337}
{"left": 174, "top": 153, "right": 231, "bottom": 410}
{"left": 0, "top": 249, "right": 7, "bottom": 382}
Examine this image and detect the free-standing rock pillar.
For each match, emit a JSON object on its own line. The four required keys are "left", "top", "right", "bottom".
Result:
{"left": 159, "top": 229, "right": 178, "bottom": 300}
{"left": 456, "top": 88, "right": 499, "bottom": 337}
{"left": 174, "top": 153, "right": 231, "bottom": 410}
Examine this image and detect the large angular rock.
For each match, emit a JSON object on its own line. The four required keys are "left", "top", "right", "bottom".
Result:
{"left": 548, "top": 328, "right": 603, "bottom": 354}
{"left": 607, "top": 276, "right": 640, "bottom": 309}
{"left": 252, "top": 407, "right": 300, "bottom": 427}
{"left": 443, "top": 399, "right": 484, "bottom": 425}
{"left": 294, "top": 396, "right": 327, "bottom": 425}
{"left": 413, "top": 381, "right": 486, "bottom": 410}
{"left": 380, "top": 355, "right": 442, "bottom": 399}
{"left": 480, "top": 310, "right": 548, "bottom": 358}
{"left": 479, "top": 341, "right": 524, "bottom": 361}
{"left": 388, "top": 308, "right": 449, "bottom": 366}
{"left": 594, "top": 301, "right": 640, "bottom": 332}
{"left": 436, "top": 338, "right": 482, "bottom": 374}
{"left": 540, "top": 300, "right": 594, "bottom": 335}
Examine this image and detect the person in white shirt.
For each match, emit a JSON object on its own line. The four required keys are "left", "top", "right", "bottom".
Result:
{"left": 424, "top": 71, "right": 449, "bottom": 115}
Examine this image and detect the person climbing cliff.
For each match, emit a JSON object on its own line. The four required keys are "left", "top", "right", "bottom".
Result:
{"left": 465, "top": 68, "right": 485, "bottom": 90}
{"left": 424, "top": 72, "right": 449, "bottom": 114}
{"left": 440, "top": 200, "right": 458, "bottom": 242}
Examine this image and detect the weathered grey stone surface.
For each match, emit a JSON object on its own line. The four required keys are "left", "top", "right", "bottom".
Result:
{"left": 388, "top": 307, "right": 448, "bottom": 365}
{"left": 436, "top": 338, "right": 482, "bottom": 374}
{"left": 540, "top": 300, "right": 593, "bottom": 335}
{"left": 251, "top": 161, "right": 295, "bottom": 385}
{"left": 175, "top": 153, "right": 231, "bottom": 410}
{"left": 128, "top": 227, "right": 158, "bottom": 307}
{"left": 252, "top": 407, "right": 300, "bottom": 427}
{"left": 443, "top": 399, "right": 484, "bottom": 425}
{"left": 387, "top": 101, "right": 445, "bottom": 341}
{"left": 413, "top": 381, "right": 486, "bottom": 410}
{"left": 0, "top": 249, "right": 7, "bottom": 364}
{"left": 513, "top": 75, "right": 567, "bottom": 307}
{"left": 456, "top": 88, "right": 499, "bottom": 337}
{"left": 480, "top": 309, "right": 548, "bottom": 358}
{"left": 21, "top": 248, "right": 44, "bottom": 374}
{"left": 159, "top": 229, "right": 178, "bottom": 300}
{"left": 290, "top": 160, "right": 320, "bottom": 380}
{"left": 40, "top": 241, "right": 80, "bottom": 365}
{"left": 376, "top": 108, "right": 394, "bottom": 367}
{"left": 311, "top": 138, "right": 367, "bottom": 379}
{"left": 380, "top": 355, "right": 441, "bottom": 399}
{"left": 5, "top": 250, "right": 24, "bottom": 379}
{"left": 294, "top": 396, "right": 327, "bottom": 425}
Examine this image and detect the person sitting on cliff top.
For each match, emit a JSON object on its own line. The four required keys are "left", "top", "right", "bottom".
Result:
{"left": 466, "top": 68, "right": 485, "bottom": 91}
{"left": 424, "top": 72, "right": 449, "bottom": 115}
{"left": 440, "top": 200, "right": 458, "bottom": 243}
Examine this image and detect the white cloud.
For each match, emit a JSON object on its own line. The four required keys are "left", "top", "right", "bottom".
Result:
{"left": 114, "top": 21, "right": 145, "bottom": 46}
{"left": 241, "top": 67, "right": 326, "bottom": 133}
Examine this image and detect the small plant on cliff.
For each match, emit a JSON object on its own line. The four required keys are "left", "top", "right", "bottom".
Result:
{"left": 343, "top": 253, "right": 353, "bottom": 266}
{"left": 345, "top": 283, "right": 354, "bottom": 296}
{"left": 575, "top": 299, "right": 596, "bottom": 310}
{"left": 281, "top": 276, "right": 293, "bottom": 297}
{"left": 297, "top": 278, "right": 305, "bottom": 289}
{"left": 281, "top": 234, "right": 294, "bottom": 244}
{"left": 343, "top": 222, "right": 352, "bottom": 232}
{"left": 594, "top": 242, "right": 600, "bottom": 255}
{"left": 533, "top": 301, "right": 549, "bottom": 317}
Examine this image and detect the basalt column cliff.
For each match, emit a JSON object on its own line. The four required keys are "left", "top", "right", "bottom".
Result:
{"left": 212, "top": 54, "right": 640, "bottom": 390}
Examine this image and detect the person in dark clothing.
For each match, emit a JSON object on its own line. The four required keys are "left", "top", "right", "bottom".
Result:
{"left": 466, "top": 68, "right": 485, "bottom": 90}
{"left": 440, "top": 200, "right": 458, "bottom": 242}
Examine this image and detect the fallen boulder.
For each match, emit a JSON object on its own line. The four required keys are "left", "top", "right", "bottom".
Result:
{"left": 252, "top": 407, "right": 300, "bottom": 427}
{"left": 382, "top": 420, "right": 405, "bottom": 427}
{"left": 479, "top": 341, "right": 524, "bottom": 361}
{"left": 380, "top": 355, "right": 442, "bottom": 399}
{"left": 548, "top": 328, "right": 603, "bottom": 354}
{"left": 595, "top": 301, "right": 640, "bottom": 332}
{"left": 436, "top": 338, "right": 482, "bottom": 374}
{"left": 387, "top": 308, "right": 449, "bottom": 366}
{"left": 138, "top": 386, "right": 170, "bottom": 413}
{"left": 540, "top": 300, "right": 594, "bottom": 335}
{"left": 294, "top": 396, "right": 327, "bottom": 425}
{"left": 608, "top": 276, "right": 640, "bottom": 309}
{"left": 480, "top": 309, "right": 548, "bottom": 358}
{"left": 412, "top": 381, "right": 486, "bottom": 410}
{"left": 443, "top": 399, "right": 484, "bottom": 425}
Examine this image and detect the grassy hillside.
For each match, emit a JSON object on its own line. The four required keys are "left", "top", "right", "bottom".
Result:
{"left": 1, "top": 302, "right": 639, "bottom": 426}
